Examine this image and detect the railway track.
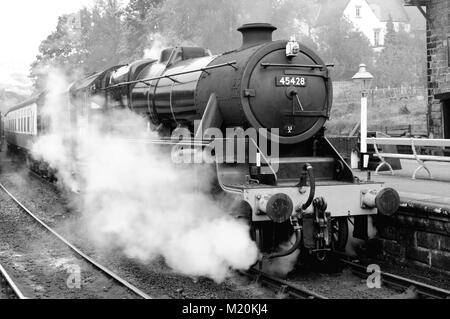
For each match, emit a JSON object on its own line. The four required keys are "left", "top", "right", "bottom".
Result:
{"left": 0, "top": 182, "right": 152, "bottom": 299}
{"left": 341, "top": 259, "right": 450, "bottom": 299}
{"left": 28, "top": 170, "right": 57, "bottom": 189}
{"left": 4, "top": 171, "right": 449, "bottom": 300}
{"left": 242, "top": 267, "right": 327, "bottom": 299}
{"left": 0, "top": 263, "right": 27, "bottom": 299}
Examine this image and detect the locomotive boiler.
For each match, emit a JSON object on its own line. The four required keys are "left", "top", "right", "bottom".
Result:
{"left": 102, "top": 23, "right": 400, "bottom": 260}
{"left": 8, "top": 23, "right": 401, "bottom": 262}
{"left": 126, "top": 23, "right": 331, "bottom": 145}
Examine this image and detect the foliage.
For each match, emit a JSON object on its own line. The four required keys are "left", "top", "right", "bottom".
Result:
{"left": 120, "top": 0, "right": 164, "bottom": 61}
{"left": 29, "top": 0, "right": 425, "bottom": 91}
{"left": 374, "top": 16, "right": 426, "bottom": 87}
{"left": 314, "top": 16, "right": 374, "bottom": 80}
{"left": 30, "top": 9, "right": 92, "bottom": 90}
{"left": 155, "top": 0, "right": 241, "bottom": 53}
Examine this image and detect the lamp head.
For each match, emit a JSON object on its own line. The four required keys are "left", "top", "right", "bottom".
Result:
{"left": 352, "top": 64, "right": 374, "bottom": 92}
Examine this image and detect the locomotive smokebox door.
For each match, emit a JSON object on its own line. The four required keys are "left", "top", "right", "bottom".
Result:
{"left": 240, "top": 39, "right": 332, "bottom": 144}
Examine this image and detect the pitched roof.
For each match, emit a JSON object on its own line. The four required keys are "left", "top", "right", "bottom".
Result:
{"left": 315, "top": 0, "right": 415, "bottom": 27}
{"left": 314, "top": 0, "right": 350, "bottom": 27}
{"left": 404, "top": 6, "right": 426, "bottom": 31}
{"left": 366, "top": 0, "right": 409, "bottom": 22}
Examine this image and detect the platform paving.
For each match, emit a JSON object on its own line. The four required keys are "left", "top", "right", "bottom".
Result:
{"left": 354, "top": 159, "right": 450, "bottom": 209}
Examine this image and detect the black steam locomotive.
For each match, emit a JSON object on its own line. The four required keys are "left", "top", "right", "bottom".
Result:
{"left": 5, "top": 23, "right": 400, "bottom": 261}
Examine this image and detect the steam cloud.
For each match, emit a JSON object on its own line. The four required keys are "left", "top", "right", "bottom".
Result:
{"left": 144, "top": 34, "right": 168, "bottom": 59}
{"left": 32, "top": 70, "right": 259, "bottom": 283}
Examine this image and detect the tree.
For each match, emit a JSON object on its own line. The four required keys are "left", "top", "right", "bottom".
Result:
{"left": 264, "top": 0, "right": 320, "bottom": 46}
{"left": 120, "top": 0, "right": 164, "bottom": 61}
{"left": 374, "top": 16, "right": 426, "bottom": 87}
{"left": 85, "top": 0, "right": 124, "bottom": 71}
{"left": 156, "top": 0, "right": 240, "bottom": 53}
{"left": 155, "top": 0, "right": 320, "bottom": 54}
{"left": 30, "top": 8, "right": 93, "bottom": 90}
{"left": 30, "top": 0, "right": 126, "bottom": 90}
{"left": 30, "top": 0, "right": 324, "bottom": 90}
{"left": 315, "top": 16, "right": 374, "bottom": 80}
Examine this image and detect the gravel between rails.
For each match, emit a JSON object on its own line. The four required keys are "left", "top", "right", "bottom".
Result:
{"left": 0, "top": 190, "right": 141, "bottom": 299}
{"left": 0, "top": 170, "right": 414, "bottom": 299}
{"left": 2, "top": 150, "right": 448, "bottom": 299}
{"left": 0, "top": 152, "right": 273, "bottom": 299}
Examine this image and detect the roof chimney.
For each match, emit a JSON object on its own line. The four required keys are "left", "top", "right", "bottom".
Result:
{"left": 237, "top": 23, "right": 277, "bottom": 49}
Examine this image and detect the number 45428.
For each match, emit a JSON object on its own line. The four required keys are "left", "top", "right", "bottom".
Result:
{"left": 277, "top": 76, "right": 307, "bottom": 87}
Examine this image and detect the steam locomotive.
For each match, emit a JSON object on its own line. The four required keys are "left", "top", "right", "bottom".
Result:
{"left": 4, "top": 23, "right": 400, "bottom": 261}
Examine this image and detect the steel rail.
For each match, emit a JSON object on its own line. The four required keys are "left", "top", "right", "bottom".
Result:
{"left": 0, "top": 264, "right": 27, "bottom": 299}
{"left": 28, "top": 170, "right": 57, "bottom": 189}
{"left": 242, "top": 268, "right": 327, "bottom": 299}
{"left": 341, "top": 259, "right": 450, "bottom": 299}
{"left": 0, "top": 182, "right": 152, "bottom": 299}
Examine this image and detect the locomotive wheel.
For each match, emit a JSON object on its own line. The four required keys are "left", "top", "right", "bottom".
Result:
{"left": 251, "top": 224, "right": 264, "bottom": 251}
{"left": 331, "top": 217, "right": 349, "bottom": 252}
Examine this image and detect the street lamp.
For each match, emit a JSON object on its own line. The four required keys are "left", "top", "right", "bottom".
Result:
{"left": 352, "top": 64, "right": 374, "bottom": 169}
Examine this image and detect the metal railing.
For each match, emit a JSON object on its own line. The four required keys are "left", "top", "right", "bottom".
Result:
{"left": 367, "top": 138, "right": 450, "bottom": 179}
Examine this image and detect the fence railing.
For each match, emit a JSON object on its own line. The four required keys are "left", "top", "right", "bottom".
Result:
{"left": 367, "top": 138, "right": 450, "bottom": 179}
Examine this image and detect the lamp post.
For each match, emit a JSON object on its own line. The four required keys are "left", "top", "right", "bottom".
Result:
{"left": 352, "top": 64, "right": 374, "bottom": 169}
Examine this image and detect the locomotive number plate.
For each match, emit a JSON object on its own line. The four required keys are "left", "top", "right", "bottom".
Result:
{"left": 276, "top": 76, "right": 307, "bottom": 87}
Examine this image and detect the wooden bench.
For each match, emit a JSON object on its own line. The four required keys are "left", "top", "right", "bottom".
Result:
{"left": 367, "top": 138, "right": 450, "bottom": 179}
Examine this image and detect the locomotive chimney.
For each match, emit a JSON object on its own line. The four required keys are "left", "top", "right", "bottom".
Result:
{"left": 238, "top": 23, "right": 277, "bottom": 49}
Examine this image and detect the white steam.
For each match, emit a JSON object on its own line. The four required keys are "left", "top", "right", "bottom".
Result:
{"left": 144, "top": 34, "right": 169, "bottom": 59}
{"left": 32, "top": 70, "right": 259, "bottom": 283}
{"left": 262, "top": 237, "right": 300, "bottom": 277}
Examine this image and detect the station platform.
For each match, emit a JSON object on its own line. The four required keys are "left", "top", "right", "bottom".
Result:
{"left": 354, "top": 159, "right": 450, "bottom": 210}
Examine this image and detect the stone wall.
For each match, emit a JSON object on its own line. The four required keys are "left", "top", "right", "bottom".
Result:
{"left": 426, "top": 0, "right": 450, "bottom": 137}
{"left": 375, "top": 202, "right": 450, "bottom": 272}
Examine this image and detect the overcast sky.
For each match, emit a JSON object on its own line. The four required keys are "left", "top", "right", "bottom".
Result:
{"left": 0, "top": 0, "right": 95, "bottom": 93}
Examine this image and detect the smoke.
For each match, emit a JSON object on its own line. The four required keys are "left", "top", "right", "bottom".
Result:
{"left": 143, "top": 34, "right": 168, "bottom": 60}
{"left": 262, "top": 236, "right": 300, "bottom": 277}
{"left": 32, "top": 69, "right": 79, "bottom": 191}
{"left": 143, "top": 33, "right": 199, "bottom": 60}
{"left": 32, "top": 70, "right": 259, "bottom": 283}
